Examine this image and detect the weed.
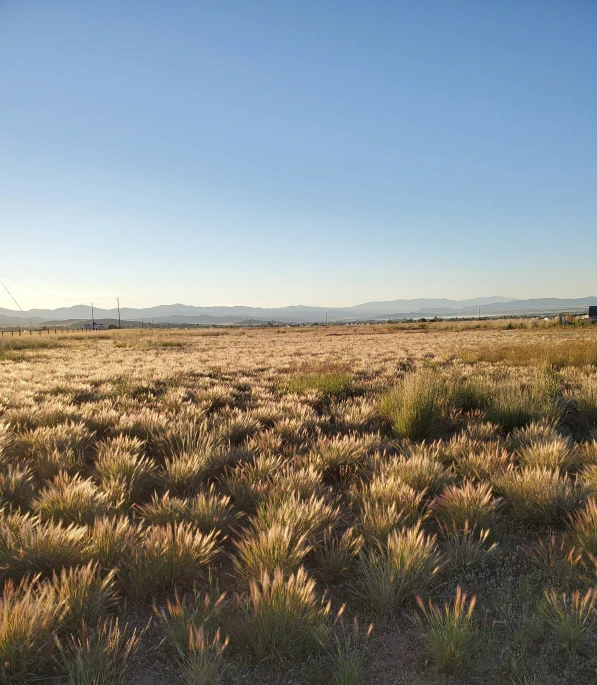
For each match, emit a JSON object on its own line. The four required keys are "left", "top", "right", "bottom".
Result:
{"left": 509, "top": 420, "right": 562, "bottom": 451}
{"left": 330, "top": 616, "right": 371, "bottom": 685}
{"left": 54, "top": 562, "right": 117, "bottom": 631}
{"left": 1, "top": 324, "right": 597, "bottom": 684}
{"left": 95, "top": 435, "right": 155, "bottom": 505}
{"left": 33, "top": 472, "right": 110, "bottom": 525}
{"left": 0, "top": 512, "right": 88, "bottom": 580}
{"left": 224, "top": 454, "right": 284, "bottom": 511}
{"left": 239, "top": 567, "right": 330, "bottom": 660}
{"left": 411, "top": 586, "right": 478, "bottom": 674}
{"left": 161, "top": 450, "right": 224, "bottom": 497}
{"left": 284, "top": 369, "right": 355, "bottom": 400}
{"left": 484, "top": 372, "right": 561, "bottom": 431}
{"left": 380, "top": 371, "right": 447, "bottom": 440}
{"left": 518, "top": 437, "right": 578, "bottom": 473}
{"left": 525, "top": 534, "right": 582, "bottom": 589}
{"left": 432, "top": 481, "right": 499, "bottom": 530}
{"left": 179, "top": 627, "right": 229, "bottom": 685}
{"left": 312, "top": 434, "right": 376, "bottom": 482}
{"left": 575, "top": 382, "right": 597, "bottom": 436}
{"left": 386, "top": 453, "right": 450, "bottom": 494}
{"left": 358, "top": 501, "right": 414, "bottom": 544}
{"left": 87, "top": 516, "right": 143, "bottom": 569}
{"left": 251, "top": 492, "right": 339, "bottom": 541}
{"left": 15, "top": 422, "right": 93, "bottom": 464}
{"left": 155, "top": 583, "right": 226, "bottom": 655}
{"left": 56, "top": 617, "right": 145, "bottom": 685}
{"left": 187, "top": 488, "right": 239, "bottom": 534}
{"left": 454, "top": 444, "right": 511, "bottom": 481}
{"left": 355, "top": 474, "right": 426, "bottom": 526}
{"left": 540, "top": 588, "right": 596, "bottom": 651}
{"left": 314, "top": 527, "right": 364, "bottom": 580}
{"left": 0, "top": 576, "right": 63, "bottom": 682}
{"left": 233, "top": 525, "right": 310, "bottom": 578}
{"left": 0, "top": 465, "right": 34, "bottom": 511}
{"left": 223, "top": 415, "right": 261, "bottom": 446}
{"left": 459, "top": 339, "right": 597, "bottom": 367}
{"left": 496, "top": 467, "right": 586, "bottom": 526}
{"left": 355, "top": 524, "right": 441, "bottom": 617}
{"left": 440, "top": 522, "right": 497, "bottom": 568}
{"left": 127, "top": 523, "right": 221, "bottom": 594}
{"left": 570, "top": 498, "right": 597, "bottom": 557}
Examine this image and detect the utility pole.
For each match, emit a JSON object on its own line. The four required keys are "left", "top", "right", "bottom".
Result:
{"left": 91, "top": 303, "right": 95, "bottom": 330}
{"left": 117, "top": 297, "right": 121, "bottom": 329}
{"left": 478, "top": 305, "right": 481, "bottom": 319}
{"left": 142, "top": 317, "right": 144, "bottom": 328}
{"left": 325, "top": 312, "right": 328, "bottom": 325}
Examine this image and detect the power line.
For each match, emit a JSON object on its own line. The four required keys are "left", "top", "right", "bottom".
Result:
{"left": 0, "top": 278, "right": 39, "bottom": 329}
{"left": 0, "top": 252, "right": 121, "bottom": 323}
{"left": 0, "top": 268, "right": 115, "bottom": 307}
{"left": 0, "top": 250, "right": 87, "bottom": 296}
{"left": 0, "top": 272, "right": 64, "bottom": 299}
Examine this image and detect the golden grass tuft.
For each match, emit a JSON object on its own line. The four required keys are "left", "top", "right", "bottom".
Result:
{"left": 431, "top": 481, "right": 499, "bottom": 530}
{"left": 95, "top": 435, "right": 155, "bottom": 505}
{"left": 127, "top": 523, "right": 221, "bottom": 594}
{"left": 355, "top": 523, "right": 441, "bottom": 617}
{"left": 496, "top": 467, "right": 587, "bottom": 526}
{"left": 239, "top": 567, "right": 330, "bottom": 660}
{"left": 0, "top": 575, "right": 63, "bottom": 681}
{"left": 0, "top": 464, "right": 34, "bottom": 511}
{"left": 32, "top": 472, "right": 110, "bottom": 525}
{"left": 0, "top": 511, "right": 88, "bottom": 581}
{"left": 233, "top": 525, "right": 310, "bottom": 578}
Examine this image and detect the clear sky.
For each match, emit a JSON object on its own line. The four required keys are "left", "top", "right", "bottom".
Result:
{"left": 1, "top": 1, "right": 596, "bottom": 310}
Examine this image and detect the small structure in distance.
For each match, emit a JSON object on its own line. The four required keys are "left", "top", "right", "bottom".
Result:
{"left": 589, "top": 306, "right": 597, "bottom": 323}
{"left": 83, "top": 322, "right": 106, "bottom": 331}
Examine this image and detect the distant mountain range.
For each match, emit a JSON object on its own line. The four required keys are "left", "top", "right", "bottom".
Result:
{"left": 1, "top": 296, "right": 596, "bottom": 327}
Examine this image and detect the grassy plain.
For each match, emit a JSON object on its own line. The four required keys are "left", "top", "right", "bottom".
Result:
{"left": 1, "top": 323, "right": 597, "bottom": 684}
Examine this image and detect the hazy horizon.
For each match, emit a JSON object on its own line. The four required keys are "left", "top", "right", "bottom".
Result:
{"left": 1, "top": 1, "right": 596, "bottom": 311}
{"left": 5, "top": 294, "right": 597, "bottom": 318}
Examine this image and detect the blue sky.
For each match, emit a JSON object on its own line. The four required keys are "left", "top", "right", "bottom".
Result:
{"left": 1, "top": 1, "right": 596, "bottom": 310}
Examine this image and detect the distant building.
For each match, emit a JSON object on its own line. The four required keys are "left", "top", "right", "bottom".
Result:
{"left": 83, "top": 322, "right": 106, "bottom": 331}
{"left": 589, "top": 306, "right": 597, "bottom": 322}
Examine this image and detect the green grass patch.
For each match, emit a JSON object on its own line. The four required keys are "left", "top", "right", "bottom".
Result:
{"left": 380, "top": 370, "right": 449, "bottom": 440}
{"left": 282, "top": 368, "right": 356, "bottom": 400}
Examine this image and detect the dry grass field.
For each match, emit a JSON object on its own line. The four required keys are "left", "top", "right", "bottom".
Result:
{"left": 1, "top": 323, "right": 597, "bottom": 684}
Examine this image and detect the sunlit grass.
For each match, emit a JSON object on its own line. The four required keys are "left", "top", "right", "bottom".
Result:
{"left": 0, "top": 325, "right": 595, "bottom": 683}
{"left": 459, "top": 338, "right": 597, "bottom": 367}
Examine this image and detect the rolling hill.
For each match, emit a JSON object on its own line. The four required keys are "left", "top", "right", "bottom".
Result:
{"left": 0, "top": 296, "right": 595, "bottom": 327}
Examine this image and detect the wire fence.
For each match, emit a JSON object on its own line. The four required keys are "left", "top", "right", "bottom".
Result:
{"left": 0, "top": 327, "right": 117, "bottom": 336}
